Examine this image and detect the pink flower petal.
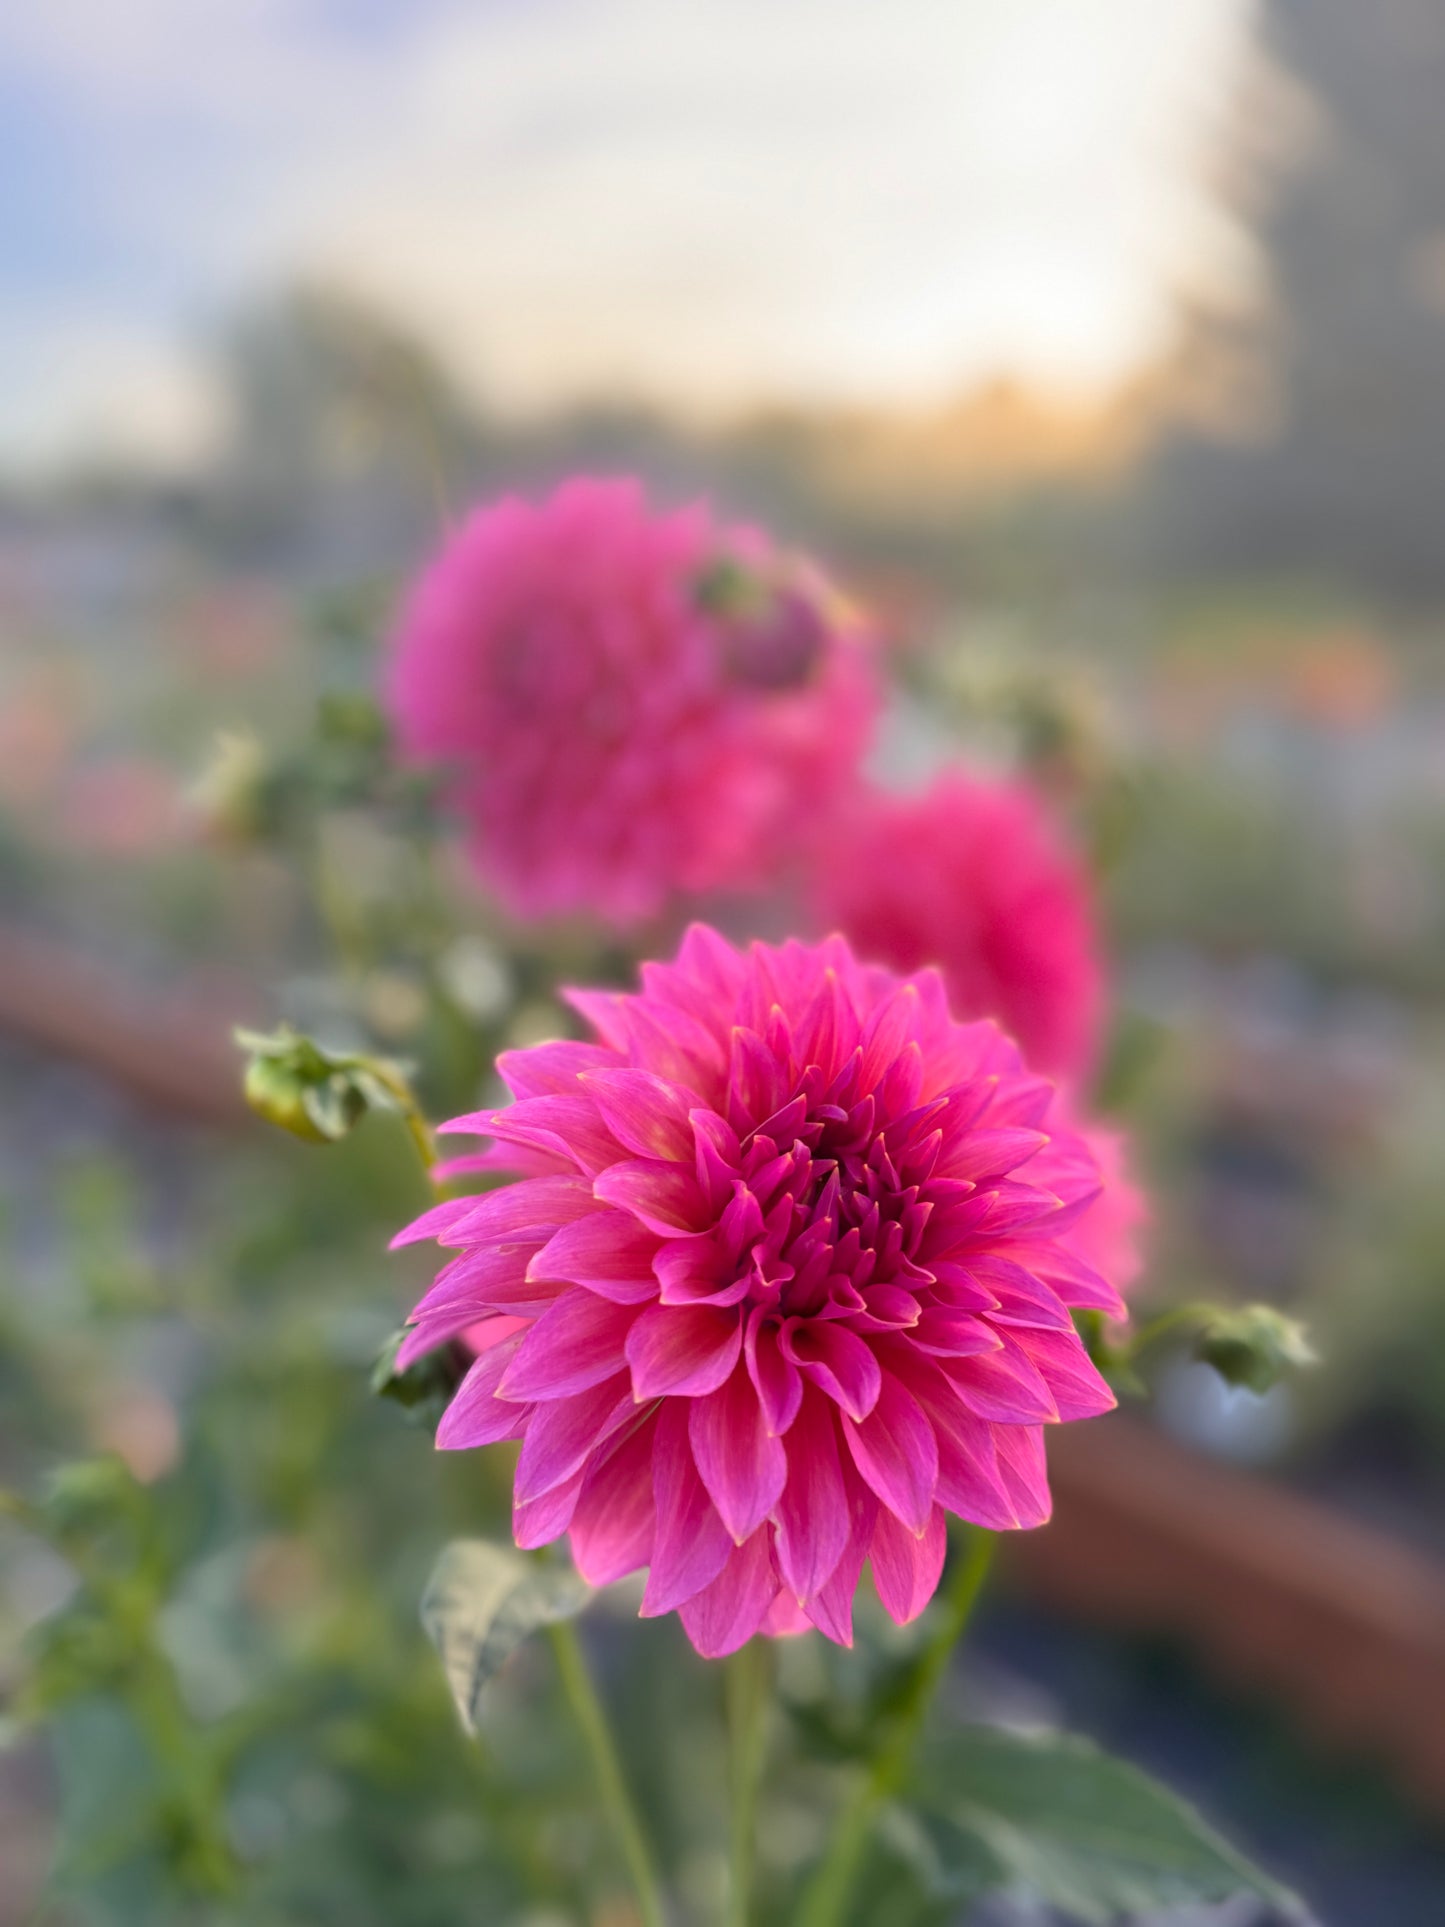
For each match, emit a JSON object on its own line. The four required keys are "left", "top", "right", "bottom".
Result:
{"left": 513, "top": 1469, "right": 585, "bottom": 1549}
{"left": 761, "top": 1590, "right": 811, "bottom": 1638}
{"left": 1010, "top": 1327, "right": 1116, "bottom": 1421}
{"left": 582, "top": 1068, "right": 696, "bottom": 1163}
{"left": 593, "top": 1158, "right": 710, "bottom": 1236}
{"left": 779, "top": 1319, "right": 882, "bottom": 1421}
{"left": 641, "top": 1404, "right": 733, "bottom": 1615}
{"left": 773, "top": 1388, "right": 851, "bottom": 1605}
{"left": 689, "top": 1366, "right": 787, "bottom": 1543}
{"left": 943, "top": 1337, "right": 1059, "bottom": 1425}
{"left": 389, "top": 1196, "right": 483, "bottom": 1251}
{"left": 904, "top": 1362, "right": 1021, "bottom": 1530}
{"left": 569, "top": 1414, "right": 658, "bottom": 1585}
{"left": 496, "top": 1289, "right": 640, "bottom": 1401}
{"left": 408, "top": 1242, "right": 547, "bottom": 1324}
{"left": 871, "top": 1504, "right": 948, "bottom": 1625}
{"left": 436, "top": 1340, "right": 532, "bottom": 1450}
{"left": 745, "top": 1311, "right": 803, "bottom": 1436}
{"left": 626, "top": 1304, "right": 742, "bottom": 1400}
{"left": 497, "top": 1039, "right": 616, "bottom": 1100}
{"left": 840, "top": 1371, "right": 938, "bottom": 1535}
{"left": 803, "top": 1465, "right": 878, "bottom": 1646}
{"left": 528, "top": 1211, "right": 662, "bottom": 1303}
{"left": 395, "top": 1176, "right": 598, "bottom": 1252}
{"left": 513, "top": 1375, "right": 632, "bottom": 1504}
{"left": 907, "top": 1308, "right": 1003, "bottom": 1359}
{"left": 992, "top": 1424, "right": 1052, "bottom": 1528}
{"left": 677, "top": 1529, "right": 778, "bottom": 1657}
{"left": 443, "top": 1096, "right": 624, "bottom": 1175}
{"left": 654, "top": 1236, "right": 752, "bottom": 1308}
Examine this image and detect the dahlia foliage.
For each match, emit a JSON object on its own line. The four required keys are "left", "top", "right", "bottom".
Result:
{"left": 385, "top": 477, "right": 877, "bottom": 926}
{"left": 394, "top": 926, "right": 1129, "bottom": 1658}
{"left": 811, "top": 770, "right": 1104, "bottom": 1082}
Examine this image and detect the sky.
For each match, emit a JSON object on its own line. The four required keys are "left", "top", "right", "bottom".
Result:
{"left": 0, "top": 0, "right": 1264, "bottom": 472}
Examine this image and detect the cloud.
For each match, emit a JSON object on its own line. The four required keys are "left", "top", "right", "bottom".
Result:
{"left": 1, "top": 0, "right": 1263, "bottom": 465}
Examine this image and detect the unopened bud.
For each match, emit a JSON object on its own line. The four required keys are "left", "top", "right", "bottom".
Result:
{"left": 697, "top": 554, "right": 830, "bottom": 690}
{"left": 191, "top": 730, "right": 278, "bottom": 846}
{"left": 237, "top": 1026, "right": 379, "bottom": 1144}
{"left": 1194, "top": 1305, "right": 1316, "bottom": 1396}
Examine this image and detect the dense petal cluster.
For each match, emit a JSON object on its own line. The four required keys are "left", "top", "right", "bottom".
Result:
{"left": 385, "top": 477, "right": 877, "bottom": 926}
{"left": 810, "top": 771, "right": 1104, "bottom": 1082}
{"left": 395, "top": 927, "right": 1129, "bottom": 1657}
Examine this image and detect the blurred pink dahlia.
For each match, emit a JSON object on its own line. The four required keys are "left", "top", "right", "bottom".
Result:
{"left": 809, "top": 771, "right": 1104, "bottom": 1083}
{"left": 385, "top": 477, "right": 877, "bottom": 926}
{"left": 394, "top": 926, "right": 1129, "bottom": 1657}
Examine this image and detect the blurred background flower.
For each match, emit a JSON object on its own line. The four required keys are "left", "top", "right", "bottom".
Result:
{"left": 386, "top": 478, "right": 876, "bottom": 925}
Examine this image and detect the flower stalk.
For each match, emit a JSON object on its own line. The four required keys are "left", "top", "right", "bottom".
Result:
{"left": 796, "top": 1528, "right": 995, "bottom": 1927}
{"left": 547, "top": 1618, "right": 668, "bottom": 1927}
{"left": 725, "top": 1637, "right": 773, "bottom": 1927}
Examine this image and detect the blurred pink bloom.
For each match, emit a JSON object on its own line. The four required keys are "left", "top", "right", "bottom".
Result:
{"left": 385, "top": 477, "right": 877, "bottom": 926}
{"left": 394, "top": 925, "right": 1128, "bottom": 1658}
{"left": 810, "top": 770, "right": 1105, "bottom": 1083}
{"left": 1064, "top": 1117, "right": 1148, "bottom": 1299}
{"left": 59, "top": 758, "right": 185, "bottom": 857}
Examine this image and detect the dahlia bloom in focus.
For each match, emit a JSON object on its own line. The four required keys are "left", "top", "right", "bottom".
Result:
{"left": 394, "top": 927, "right": 1130, "bottom": 1657}
{"left": 385, "top": 478, "right": 877, "bottom": 926}
{"left": 810, "top": 771, "right": 1104, "bottom": 1083}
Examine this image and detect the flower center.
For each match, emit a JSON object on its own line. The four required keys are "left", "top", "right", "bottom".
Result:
{"left": 729, "top": 1084, "right": 940, "bottom": 1322}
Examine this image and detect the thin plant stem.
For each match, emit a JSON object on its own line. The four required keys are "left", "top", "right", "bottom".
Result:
{"left": 796, "top": 1528, "right": 995, "bottom": 1927}
{"left": 547, "top": 1618, "right": 668, "bottom": 1927}
{"left": 363, "top": 1059, "right": 439, "bottom": 1175}
{"left": 725, "top": 1638, "right": 773, "bottom": 1927}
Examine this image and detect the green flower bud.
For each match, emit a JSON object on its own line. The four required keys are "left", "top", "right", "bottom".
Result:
{"left": 1194, "top": 1305, "right": 1316, "bottom": 1396}
{"left": 237, "top": 1026, "right": 378, "bottom": 1144}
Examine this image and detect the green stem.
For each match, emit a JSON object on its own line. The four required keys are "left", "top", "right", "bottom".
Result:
{"left": 725, "top": 1638, "right": 773, "bottom": 1927}
{"left": 547, "top": 1618, "right": 667, "bottom": 1927}
{"left": 364, "top": 1060, "right": 439, "bottom": 1175}
{"left": 1116, "top": 1301, "right": 1218, "bottom": 1367}
{"left": 796, "top": 1529, "right": 995, "bottom": 1927}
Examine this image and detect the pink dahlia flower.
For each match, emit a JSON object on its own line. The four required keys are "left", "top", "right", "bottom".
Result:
{"left": 809, "top": 771, "right": 1104, "bottom": 1083}
{"left": 385, "top": 477, "right": 877, "bottom": 926}
{"left": 394, "top": 927, "right": 1127, "bottom": 1657}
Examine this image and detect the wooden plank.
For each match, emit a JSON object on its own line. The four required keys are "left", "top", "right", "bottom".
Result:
{"left": 1009, "top": 1412, "right": 1445, "bottom": 1809}
{"left": 0, "top": 926, "right": 249, "bottom": 1127}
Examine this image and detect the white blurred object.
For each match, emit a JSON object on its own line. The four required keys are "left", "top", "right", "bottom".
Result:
{"left": 438, "top": 936, "right": 513, "bottom": 1023}
{"left": 1155, "top": 1356, "right": 1295, "bottom": 1464}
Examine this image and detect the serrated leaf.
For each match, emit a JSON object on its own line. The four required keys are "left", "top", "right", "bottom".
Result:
{"left": 420, "top": 1540, "right": 590, "bottom": 1737}
{"left": 911, "top": 1725, "right": 1302, "bottom": 1925}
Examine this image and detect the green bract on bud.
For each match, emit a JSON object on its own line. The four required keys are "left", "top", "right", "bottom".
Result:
{"left": 1194, "top": 1305, "right": 1317, "bottom": 1396}
{"left": 236, "top": 1025, "right": 405, "bottom": 1145}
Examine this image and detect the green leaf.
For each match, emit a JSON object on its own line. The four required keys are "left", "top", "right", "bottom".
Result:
{"left": 909, "top": 1725, "right": 1302, "bottom": 1925}
{"left": 420, "top": 1540, "right": 591, "bottom": 1737}
{"left": 369, "top": 1328, "right": 468, "bottom": 1428}
{"left": 877, "top": 1802, "right": 1002, "bottom": 1904}
{"left": 1194, "top": 1304, "right": 1317, "bottom": 1396}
